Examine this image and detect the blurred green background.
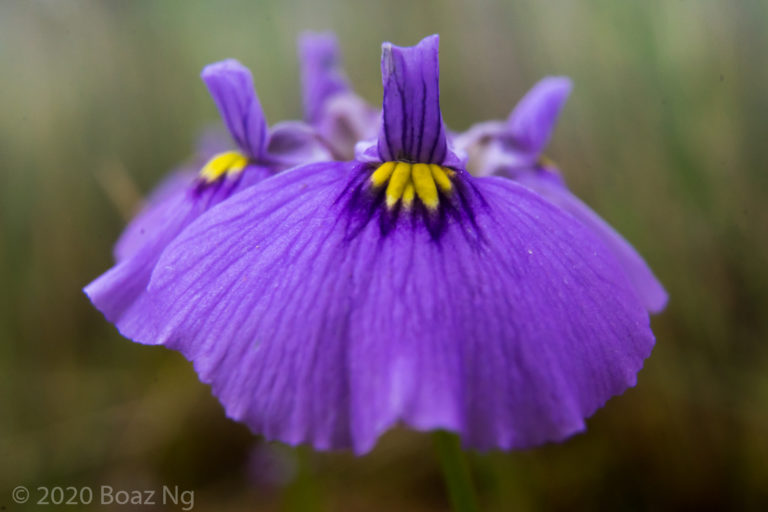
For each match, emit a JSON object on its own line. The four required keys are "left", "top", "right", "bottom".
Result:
{"left": 2, "top": 0, "right": 767, "bottom": 510}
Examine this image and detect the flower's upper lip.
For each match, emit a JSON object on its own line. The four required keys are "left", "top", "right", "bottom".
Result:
{"left": 377, "top": 35, "right": 448, "bottom": 164}
{"left": 504, "top": 76, "right": 572, "bottom": 156}
{"left": 201, "top": 58, "right": 334, "bottom": 171}
{"left": 354, "top": 35, "right": 466, "bottom": 169}
{"left": 201, "top": 59, "right": 269, "bottom": 161}
{"left": 298, "top": 31, "right": 353, "bottom": 125}
{"left": 453, "top": 76, "right": 573, "bottom": 177}
{"left": 297, "top": 32, "right": 380, "bottom": 160}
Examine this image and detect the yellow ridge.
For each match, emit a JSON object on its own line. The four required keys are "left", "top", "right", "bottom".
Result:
{"left": 371, "top": 161, "right": 454, "bottom": 210}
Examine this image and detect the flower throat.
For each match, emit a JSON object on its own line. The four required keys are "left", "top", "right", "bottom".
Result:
{"left": 370, "top": 161, "right": 455, "bottom": 211}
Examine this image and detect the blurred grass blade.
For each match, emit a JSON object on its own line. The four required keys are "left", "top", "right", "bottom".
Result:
{"left": 432, "top": 430, "right": 478, "bottom": 512}
{"left": 283, "top": 446, "right": 324, "bottom": 512}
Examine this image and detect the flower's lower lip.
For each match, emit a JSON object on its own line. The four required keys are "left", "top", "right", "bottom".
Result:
{"left": 98, "top": 160, "right": 655, "bottom": 453}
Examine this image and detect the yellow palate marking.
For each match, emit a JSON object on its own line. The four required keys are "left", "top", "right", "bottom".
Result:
{"left": 386, "top": 162, "right": 412, "bottom": 208}
{"left": 371, "top": 161, "right": 455, "bottom": 210}
{"left": 199, "top": 151, "right": 249, "bottom": 183}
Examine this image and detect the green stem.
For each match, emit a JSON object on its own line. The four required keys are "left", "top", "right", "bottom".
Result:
{"left": 283, "top": 446, "right": 322, "bottom": 512}
{"left": 432, "top": 430, "right": 479, "bottom": 512}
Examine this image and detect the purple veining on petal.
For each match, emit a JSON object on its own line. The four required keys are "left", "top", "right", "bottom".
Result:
{"left": 511, "top": 167, "right": 668, "bottom": 313}
{"left": 456, "top": 74, "right": 666, "bottom": 313}
{"left": 85, "top": 163, "right": 273, "bottom": 327}
{"left": 114, "top": 161, "right": 654, "bottom": 454}
{"left": 202, "top": 59, "right": 269, "bottom": 160}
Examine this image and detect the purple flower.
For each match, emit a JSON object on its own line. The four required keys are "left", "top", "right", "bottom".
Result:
{"left": 299, "top": 32, "right": 378, "bottom": 160}
{"left": 455, "top": 78, "right": 667, "bottom": 313}
{"left": 85, "top": 59, "right": 331, "bottom": 325}
{"left": 93, "top": 35, "right": 657, "bottom": 454}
